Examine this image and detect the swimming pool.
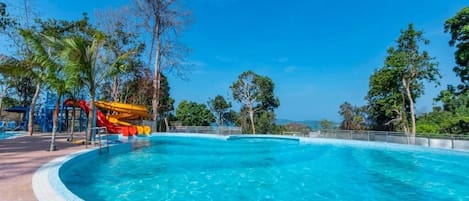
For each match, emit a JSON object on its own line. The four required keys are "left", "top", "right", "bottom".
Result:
{"left": 58, "top": 134, "right": 469, "bottom": 201}
{"left": 0, "top": 131, "right": 25, "bottom": 140}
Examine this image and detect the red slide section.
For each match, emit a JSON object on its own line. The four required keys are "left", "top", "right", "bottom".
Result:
{"left": 64, "top": 99, "right": 137, "bottom": 136}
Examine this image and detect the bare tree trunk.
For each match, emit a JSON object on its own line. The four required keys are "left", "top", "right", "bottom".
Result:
{"left": 28, "top": 82, "right": 41, "bottom": 136}
{"left": 86, "top": 94, "right": 95, "bottom": 147}
{"left": 248, "top": 107, "right": 255, "bottom": 134}
{"left": 0, "top": 86, "right": 7, "bottom": 116}
{"left": 152, "top": 26, "right": 161, "bottom": 131}
{"left": 220, "top": 113, "right": 224, "bottom": 127}
{"left": 164, "top": 116, "right": 169, "bottom": 132}
{"left": 402, "top": 78, "right": 416, "bottom": 136}
{"left": 112, "top": 76, "right": 119, "bottom": 102}
{"left": 69, "top": 105, "right": 76, "bottom": 142}
{"left": 49, "top": 96, "right": 60, "bottom": 151}
{"left": 0, "top": 95, "right": 3, "bottom": 116}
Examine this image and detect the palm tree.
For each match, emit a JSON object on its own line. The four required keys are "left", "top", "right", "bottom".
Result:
{"left": 19, "top": 29, "right": 52, "bottom": 136}
{"left": 58, "top": 32, "right": 108, "bottom": 145}
{"left": 21, "top": 30, "right": 75, "bottom": 151}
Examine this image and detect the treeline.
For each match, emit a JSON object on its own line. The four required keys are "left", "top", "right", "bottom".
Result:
{"left": 175, "top": 70, "right": 284, "bottom": 134}
{"left": 0, "top": 1, "right": 195, "bottom": 150}
{"left": 0, "top": 1, "right": 291, "bottom": 136}
{"left": 334, "top": 7, "right": 469, "bottom": 136}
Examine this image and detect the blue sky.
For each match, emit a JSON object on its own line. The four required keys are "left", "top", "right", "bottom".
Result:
{"left": 4, "top": 0, "right": 468, "bottom": 121}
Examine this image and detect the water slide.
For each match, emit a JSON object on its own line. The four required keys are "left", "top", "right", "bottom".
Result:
{"left": 63, "top": 99, "right": 123, "bottom": 134}
{"left": 94, "top": 101, "right": 151, "bottom": 135}
{"left": 63, "top": 100, "right": 150, "bottom": 136}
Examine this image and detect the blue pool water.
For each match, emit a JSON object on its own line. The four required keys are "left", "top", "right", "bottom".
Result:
{"left": 0, "top": 132, "right": 24, "bottom": 140}
{"left": 60, "top": 135, "right": 469, "bottom": 201}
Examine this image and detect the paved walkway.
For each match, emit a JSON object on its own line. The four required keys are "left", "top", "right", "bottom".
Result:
{"left": 0, "top": 133, "right": 88, "bottom": 201}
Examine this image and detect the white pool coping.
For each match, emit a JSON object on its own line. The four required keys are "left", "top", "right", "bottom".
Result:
{"left": 32, "top": 133, "right": 469, "bottom": 201}
{"left": 33, "top": 148, "right": 95, "bottom": 201}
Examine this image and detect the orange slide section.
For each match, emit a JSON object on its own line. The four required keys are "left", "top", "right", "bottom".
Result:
{"left": 94, "top": 101, "right": 151, "bottom": 135}
{"left": 63, "top": 99, "right": 148, "bottom": 136}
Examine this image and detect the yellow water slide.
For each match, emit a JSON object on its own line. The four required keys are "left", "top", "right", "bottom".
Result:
{"left": 94, "top": 101, "right": 151, "bottom": 135}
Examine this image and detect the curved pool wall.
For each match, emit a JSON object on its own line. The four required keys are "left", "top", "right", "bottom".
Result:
{"left": 33, "top": 133, "right": 469, "bottom": 201}
{"left": 33, "top": 133, "right": 227, "bottom": 201}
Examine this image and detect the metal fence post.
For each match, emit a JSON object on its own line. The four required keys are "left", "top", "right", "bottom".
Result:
{"left": 451, "top": 134, "right": 454, "bottom": 149}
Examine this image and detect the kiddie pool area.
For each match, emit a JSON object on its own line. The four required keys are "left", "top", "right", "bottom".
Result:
{"left": 34, "top": 133, "right": 469, "bottom": 201}
{"left": 0, "top": 131, "right": 26, "bottom": 140}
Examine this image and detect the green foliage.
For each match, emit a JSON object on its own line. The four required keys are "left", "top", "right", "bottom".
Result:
{"left": 255, "top": 111, "right": 278, "bottom": 134}
{"left": 225, "top": 109, "right": 240, "bottom": 127}
{"left": 283, "top": 123, "right": 311, "bottom": 135}
{"left": 231, "top": 70, "right": 280, "bottom": 133}
{"left": 417, "top": 111, "right": 469, "bottom": 134}
{"left": 366, "top": 66, "right": 405, "bottom": 131}
{"left": 0, "top": 55, "right": 35, "bottom": 106}
{"left": 120, "top": 67, "right": 153, "bottom": 105}
{"left": 33, "top": 13, "right": 96, "bottom": 40}
{"left": 1, "top": 96, "right": 19, "bottom": 108}
{"left": 319, "top": 119, "right": 334, "bottom": 130}
{"left": 445, "top": 7, "right": 469, "bottom": 93}
{"left": 339, "top": 102, "right": 366, "bottom": 130}
{"left": 157, "top": 73, "right": 175, "bottom": 116}
{"left": 175, "top": 100, "right": 215, "bottom": 126}
{"left": 436, "top": 86, "right": 469, "bottom": 114}
{"left": 156, "top": 73, "right": 175, "bottom": 131}
{"left": 416, "top": 6, "right": 469, "bottom": 136}
{"left": 207, "top": 95, "right": 232, "bottom": 126}
{"left": 366, "top": 24, "right": 439, "bottom": 134}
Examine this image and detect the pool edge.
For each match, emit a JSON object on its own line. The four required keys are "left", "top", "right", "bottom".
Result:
{"left": 33, "top": 148, "right": 96, "bottom": 201}
{"left": 32, "top": 133, "right": 469, "bottom": 201}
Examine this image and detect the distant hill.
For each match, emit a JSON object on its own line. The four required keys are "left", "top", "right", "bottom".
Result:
{"left": 276, "top": 119, "right": 338, "bottom": 131}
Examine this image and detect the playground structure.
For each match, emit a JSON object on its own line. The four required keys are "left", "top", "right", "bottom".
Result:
{"left": 2, "top": 91, "right": 151, "bottom": 136}
{"left": 63, "top": 99, "right": 151, "bottom": 136}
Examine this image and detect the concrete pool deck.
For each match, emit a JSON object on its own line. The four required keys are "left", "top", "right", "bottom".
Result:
{"left": 0, "top": 133, "right": 87, "bottom": 201}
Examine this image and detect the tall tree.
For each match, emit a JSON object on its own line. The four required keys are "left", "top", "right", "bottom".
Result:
{"left": 59, "top": 32, "right": 108, "bottom": 144}
{"left": 19, "top": 15, "right": 95, "bottom": 136}
{"left": 390, "top": 24, "right": 439, "bottom": 136}
{"left": 96, "top": 7, "right": 144, "bottom": 103}
{"left": 418, "top": 7, "right": 469, "bottom": 135}
{"left": 207, "top": 95, "right": 232, "bottom": 126}
{"left": 156, "top": 73, "right": 174, "bottom": 131}
{"left": 339, "top": 102, "right": 366, "bottom": 130}
{"left": 444, "top": 7, "right": 469, "bottom": 94}
{"left": 0, "top": 53, "right": 37, "bottom": 133}
{"left": 132, "top": 0, "right": 191, "bottom": 130}
{"left": 339, "top": 102, "right": 353, "bottom": 130}
{"left": 0, "top": 1, "right": 37, "bottom": 134}
{"left": 19, "top": 29, "right": 53, "bottom": 136}
{"left": 231, "top": 71, "right": 280, "bottom": 134}
{"left": 367, "top": 24, "right": 439, "bottom": 135}
{"left": 20, "top": 28, "right": 78, "bottom": 150}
